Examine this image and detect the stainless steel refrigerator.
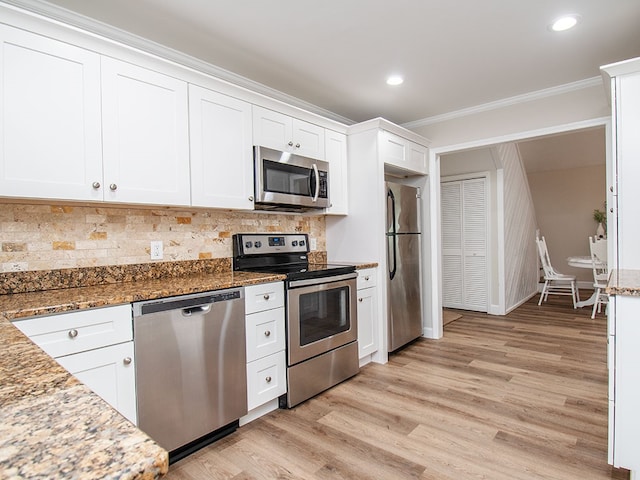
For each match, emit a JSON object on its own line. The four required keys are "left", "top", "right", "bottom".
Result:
{"left": 386, "top": 182, "right": 423, "bottom": 352}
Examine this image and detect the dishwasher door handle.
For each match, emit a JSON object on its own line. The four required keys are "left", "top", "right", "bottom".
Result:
{"left": 181, "top": 304, "right": 213, "bottom": 316}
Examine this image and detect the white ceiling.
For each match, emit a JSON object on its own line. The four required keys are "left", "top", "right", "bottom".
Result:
{"left": 22, "top": 0, "right": 640, "bottom": 125}
{"left": 518, "top": 127, "right": 605, "bottom": 173}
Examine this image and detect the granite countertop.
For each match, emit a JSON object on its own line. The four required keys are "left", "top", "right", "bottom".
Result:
{"left": 606, "top": 269, "right": 640, "bottom": 296}
{"left": 0, "top": 269, "right": 285, "bottom": 480}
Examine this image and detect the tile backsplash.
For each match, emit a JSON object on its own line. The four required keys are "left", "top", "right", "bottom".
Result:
{"left": 0, "top": 203, "right": 325, "bottom": 272}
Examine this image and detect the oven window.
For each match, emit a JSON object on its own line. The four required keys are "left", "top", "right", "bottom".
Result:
{"left": 263, "top": 160, "right": 312, "bottom": 196}
{"left": 299, "top": 285, "right": 350, "bottom": 346}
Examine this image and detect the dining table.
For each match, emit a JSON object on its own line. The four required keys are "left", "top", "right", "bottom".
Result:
{"left": 567, "top": 255, "right": 608, "bottom": 308}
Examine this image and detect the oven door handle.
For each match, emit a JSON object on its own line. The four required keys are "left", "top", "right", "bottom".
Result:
{"left": 288, "top": 271, "right": 357, "bottom": 288}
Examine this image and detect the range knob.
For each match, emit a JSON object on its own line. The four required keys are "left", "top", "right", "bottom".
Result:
{"left": 292, "top": 241, "right": 298, "bottom": 246}
{"left": 299, "top": 240, "right": 306, "bottom": 247}
{"left": 244, "top": 241, "right": 253, "bottom": 249}
{"left": 255, "top": 241, "right": 262, "bottom": 248}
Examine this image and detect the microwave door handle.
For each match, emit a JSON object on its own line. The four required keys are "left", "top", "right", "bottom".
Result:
{"left": 311, "top": 163, "right": 320, "bottom": 203}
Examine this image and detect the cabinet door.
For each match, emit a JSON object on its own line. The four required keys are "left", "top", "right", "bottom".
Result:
{"left": 0, "top": 25, "right": 103, "bottom": 201}
{"left": 613, "top": 296, "right": 640, "bottom": 470}
{"left": 380, "top": 130, "right": 428, "bottom": 175}
{"left": 252, "top": 106, "right": 325, "bottom": 160}
{"left": 292, "top": 118, "right": 325, "bottom": 160}
{"left": 56, "top": 341, "right": 137, "bottom": 424}
{"left": 357, "top": 286, "right": 378, "bottom": 359}
{"left": 189, "top": 85, "right": 253, "bottom": 209}
{"left": 101, "top": 57, "right": 190, "bottom": 206}
{"left": 325, "top": 130, "right": 348, "bottom": 215}
{"left": 615, "top": 72, "right": 640, "bottom": 269}
{"left": 252, "top": 106, "right": 293, "bottom": 152}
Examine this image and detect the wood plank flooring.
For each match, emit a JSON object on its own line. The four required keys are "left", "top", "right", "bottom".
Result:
{"left": 165, "top": 295, "right": 629, "bottom": 479}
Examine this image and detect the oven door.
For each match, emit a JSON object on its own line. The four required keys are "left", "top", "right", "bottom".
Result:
{"left": 286, "top": 272, "right": 358, "bottom": 366}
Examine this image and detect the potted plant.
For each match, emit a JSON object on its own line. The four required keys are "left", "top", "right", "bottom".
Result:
{"left": 593, "top": 209, "right": 607, "bottom": 238}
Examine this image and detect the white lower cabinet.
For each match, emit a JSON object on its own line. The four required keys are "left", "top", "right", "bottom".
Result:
{"left": 56, "top": 341, "right": 137, "bottom": 424}
{"left": 610, "top": 295, "right": 640, "bottom": 472}
{"left": 241, "top": 282, "right": 286, "bottom": 425}
{"left": 13, "top": 304, "right": 136, "bottom": 424}
{"left": 357, "top": 268, "right": 379, "bottom": 362}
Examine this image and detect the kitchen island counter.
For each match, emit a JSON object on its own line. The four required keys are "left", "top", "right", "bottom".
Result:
{"left": 0, "top": 268, "right": 285, "bottom": 480}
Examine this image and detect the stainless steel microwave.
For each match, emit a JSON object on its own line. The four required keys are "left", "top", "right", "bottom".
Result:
{"left": 254, "top": 146, "right": 330, "bottom": 211}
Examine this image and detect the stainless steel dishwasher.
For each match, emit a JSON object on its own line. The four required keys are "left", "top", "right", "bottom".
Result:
{"left": 133, "top": 287, "right": 246, "bottom": 462}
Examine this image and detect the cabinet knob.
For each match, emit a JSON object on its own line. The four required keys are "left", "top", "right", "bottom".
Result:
{"left": 295, "top": 143, "right": 300, "bottom": 148}
{"left": 610, "top": 208, "right": 614, "bottom": 213}
{"left": 358, "top": 298, "right": 363, "bottom": 302}
{"left": 248, "top": 195, "right": 254, "bottom": 201}
{"left": 288, "top": 141, "right": 294, "bottom": 147}
{"left": 109, "top": 183, "right": 118, "bottom": 191}
{"left": 264, "top": 330, "right": 271, "bottom": 337}
{"left": 123, "top": 357, "right": 132, "bottom": 365}
{"left": 265, "top": 376, "right": 272, "bottom": 383}
{"left": 610, "top": 186, "right": 614, "bottom": 193}
{"left": 263, "top": 294, "right": 270, "bottom": 301}
{"left": 364, "top": 276, "right": 370, "bottom": 281}
{"left": 92, "top": 181, "right": 101, "bottom": 189}
{"left": 68, "top": 329, "right": 78, "bottom": 339}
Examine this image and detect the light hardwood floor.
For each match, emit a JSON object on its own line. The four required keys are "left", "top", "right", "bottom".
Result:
{"left": 165, "top": 295, "right": 629, "bottom": 479}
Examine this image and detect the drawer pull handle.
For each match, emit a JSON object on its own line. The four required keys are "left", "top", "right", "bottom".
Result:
{"left": 92, "top": 181, "right": 101, "bottom": 189}
{"left": 264, "top": 330, "right": 271, "bottom": 337}
{"left": 265, "top": 376, "right": 272, "bottom": 383}
{"left": 68, "top": 329, "right": 78, "bottom": 339}
{"left": 364, "top": 276, "right": 370, "bottom": 281}
{"left": 263, "top": 294, "right": 270, "bottom": 301}
{"left": 123, "top": 357, "right": 132, "bottom": 365}
{"left": 358, "top": 298, "right": 363, "bottom": 302}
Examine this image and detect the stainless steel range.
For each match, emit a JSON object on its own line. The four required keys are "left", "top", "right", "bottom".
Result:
{"left": 233, "top": 233, "right": 359, "bottom": 407}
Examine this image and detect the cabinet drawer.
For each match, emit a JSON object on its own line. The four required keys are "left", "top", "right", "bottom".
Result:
{"left": 247, "top": 351, "right": 286, "bottom": 410}
{"left": 357, "top": 268, "right": 377, "bottom": 289}
{"left": 245, "top": 282, "right": 285, "bottom": 314}
{"left": 246, "top": 307, "right": 285, "bottom": 362}
{"left": 14, "top": 304, "right": 132, "bottom": 358}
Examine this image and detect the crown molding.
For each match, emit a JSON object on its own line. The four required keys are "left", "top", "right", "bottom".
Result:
{"left": 402, "top": 76, "right": 603, "bottom": 129}
{"left": 1, "top": 0, "right": 355, "bottom": 126}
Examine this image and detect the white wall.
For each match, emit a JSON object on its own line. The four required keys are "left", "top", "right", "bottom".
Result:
{"left": 498, "top": 144, "right": 539, "bottom": 311}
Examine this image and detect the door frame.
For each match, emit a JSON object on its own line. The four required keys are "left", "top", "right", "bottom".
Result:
{"left": 425, "top": 116, "right": 611, "bottom": 340}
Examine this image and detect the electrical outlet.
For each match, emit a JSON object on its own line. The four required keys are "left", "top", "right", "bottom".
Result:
{"left": 150, "top": 241, "right": 163, "bottom": 260}
{"left": 3, "top": 262, "right": 27, "bottom": 272}
{"left": 309, "top": 238, "right": 317, "bottom": 251}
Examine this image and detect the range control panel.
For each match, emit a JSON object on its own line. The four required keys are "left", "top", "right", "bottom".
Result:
{"left": 233, "top": 233, "right": 309, "bottom": 256}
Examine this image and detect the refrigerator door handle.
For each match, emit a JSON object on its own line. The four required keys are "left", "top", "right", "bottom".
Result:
{"left": 387, "top": 189, "right": 397, "bottom": 280}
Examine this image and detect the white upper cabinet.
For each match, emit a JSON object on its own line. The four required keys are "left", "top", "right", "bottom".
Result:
{"left": 325, "top": 130, "right": 348, "bottom": 215}
{"left": 0, "top": 25, "right": 103, "bottom": 201}
{"left": 189, "top": 85, "right": 254, "bottom": 210}
{"left": 380, "top": 130, "right": 428, "bottom": 175}
{"left": 252, "top": 106, "right": 325, "bottom": 160}
{"left": 101, "top": 58, "right": 191, "bottom": 206}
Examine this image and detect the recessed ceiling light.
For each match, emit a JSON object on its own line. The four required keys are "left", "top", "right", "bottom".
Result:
{"left": 550, "top": 14, "right": 580, "bottom": 32}
{"left": 386, "top": 75, "right": 404, "bottom": 86}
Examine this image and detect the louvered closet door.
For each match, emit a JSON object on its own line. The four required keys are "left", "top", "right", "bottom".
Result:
{"left": 441, "top": 178, "right": 488, "bottom": 312}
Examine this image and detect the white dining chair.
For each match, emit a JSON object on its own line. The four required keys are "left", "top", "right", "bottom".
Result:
{"left": 589, "top": 236, "right": 609, "bottom": 319}
{"left": 535, "top": 233, "right": 580, "bottom": 308}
